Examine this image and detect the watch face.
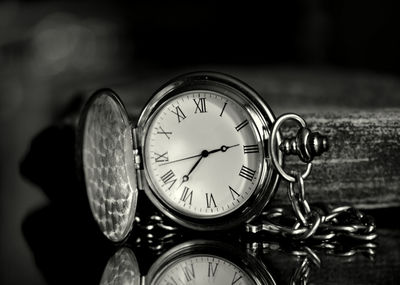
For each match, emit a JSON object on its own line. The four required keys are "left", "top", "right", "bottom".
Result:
{"left": 152, "top": 254, "right": 255, "bottom": 285}
{"left": 143, "top": 90, "right": 264, "bottom": 219}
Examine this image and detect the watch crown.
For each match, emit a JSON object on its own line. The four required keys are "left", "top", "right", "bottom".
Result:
{"left": 279, "top": 127, "right": 329, "bottom": 163}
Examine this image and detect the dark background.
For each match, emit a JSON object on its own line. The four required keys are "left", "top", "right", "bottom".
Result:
{"left": 1, "top": 0, "right": 399, "bottom": 284}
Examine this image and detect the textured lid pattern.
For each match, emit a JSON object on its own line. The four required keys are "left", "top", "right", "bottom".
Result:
{"left": 100, "top": 247, "right": 140, "bottom": 285}
{"left": 82, "top": 90, "right": 137, "bottom": 242}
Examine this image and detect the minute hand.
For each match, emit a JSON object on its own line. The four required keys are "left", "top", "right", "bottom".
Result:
{"left": 160, "top": 144, "right": 240, "bottom": 166}
{"left": 207, "top": 144, "right": 240, "bottom": 154}
{"left": 160, "top": 153, "right": 202, "bottom": 166}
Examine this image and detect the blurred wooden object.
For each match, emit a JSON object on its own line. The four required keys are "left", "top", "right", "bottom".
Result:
{"left": 273, "top": 109, "right": 400, "bottom": 208}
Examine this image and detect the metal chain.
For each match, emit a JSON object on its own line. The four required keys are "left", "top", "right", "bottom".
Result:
{"left": 245, "top": 173, "right": 377, "bottom": 241}
{"left": 256, "top": 113, "right": 378, "bottom": 242}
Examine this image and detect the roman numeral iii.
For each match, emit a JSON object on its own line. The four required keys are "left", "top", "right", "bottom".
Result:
{"left": 194, "top": 98, "right": 207, "bottom": 113}
{"left": 239, "top": 165, "right": 256, "bottom": 181}
{"left": 243, "top": 144, "right": 259, "bottom": 154}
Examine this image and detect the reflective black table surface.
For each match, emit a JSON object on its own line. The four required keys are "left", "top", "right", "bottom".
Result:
{"left": 18, "top": 124, "right": 400, "bottom": 284}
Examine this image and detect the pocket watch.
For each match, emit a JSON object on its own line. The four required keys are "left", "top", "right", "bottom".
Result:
{"left": 100, "top": 239, "right": 275, "bottom": 285}
{"left": 79, "top": 71, "right": 332, "bottom": 243}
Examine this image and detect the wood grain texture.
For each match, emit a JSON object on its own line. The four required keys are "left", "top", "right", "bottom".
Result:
{"left": 273, "top": 109, "right": 400, "bottom": 208}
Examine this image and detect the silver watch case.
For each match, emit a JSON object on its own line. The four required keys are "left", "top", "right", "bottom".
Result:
{"left": 79, "top": 72, "right": 282, "bottom": 242}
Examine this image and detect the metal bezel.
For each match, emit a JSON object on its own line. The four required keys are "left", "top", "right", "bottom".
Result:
{"left": 146, "top": 239, "right": 276, "bottom": 285}
{"left": 137, "top": 72, "right": 282, "bottom": 231}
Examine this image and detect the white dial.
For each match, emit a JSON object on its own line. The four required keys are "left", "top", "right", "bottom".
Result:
{"left": 143, "top": 90, "right": 263, "bottom": 218}
{"left": 152, "top": 255, "right": 255, "bottom": 285}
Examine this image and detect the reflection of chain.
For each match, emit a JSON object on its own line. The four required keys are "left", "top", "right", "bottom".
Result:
{"left": 246, "top": 237, "right": 377, "bottom": 284}
{"left": 133, "top": 214, "right": 179, "bottom": 253}
{"left": 133, "top": 212, "right": 377, "bottom": 284}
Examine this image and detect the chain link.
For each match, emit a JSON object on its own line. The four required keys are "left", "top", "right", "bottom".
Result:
{"left": 246, "top": 170, "right": 377, "bottom": 241}
{"left": 260, "top": 113, "right": 378, "bottom": 243}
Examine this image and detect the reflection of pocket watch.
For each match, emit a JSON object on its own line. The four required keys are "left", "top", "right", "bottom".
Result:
{"left": 79, "top": 72, "right": 332, "bottom": 242}
{"left": 100, "top": 240, "right": 275, "bottom": 285}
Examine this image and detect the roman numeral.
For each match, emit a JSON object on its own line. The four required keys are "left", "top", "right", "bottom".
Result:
{"left": 231, "top": 272, "right": 243, "bottom": 284}
{"left": 180, "top": 187, "right": 193, "bottom": 205}
{"left": 208, "top": 262, "right": 219, "bottom": 277}
{"left": 194, "top": 98, "right": 207, "bottom": 113}
{"left": 235, "top": 120, "right": 248, "bottom": 132}
{"left": 239, "top": 165, "right": 256, "bottom": 181}
{"left": 229, "top": 186, "right": 240, "bottom": 200}
{"left": 156, "top": 126, "right": 172, "bottom": 139}
{"left": 182, "top": 264, "right": 195, "bottom": 282}
{"left": 243, "top": 144, "right": 259, "bottom": 154}
{"left": 160, "top": 170, "right": 177, "bottom": 190}
{"left": 154, "top": 151, "right": 168, "bottom": 163}
{"left": 219, "top": 102, "right": 227, "bottom": 117}
{"left": 206, "top": 193, "right": 217, "bottom": 208}
{"left": 171, "top": 106, "right": 186, "bottom": 123}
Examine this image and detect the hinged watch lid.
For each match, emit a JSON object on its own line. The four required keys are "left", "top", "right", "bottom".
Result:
{"left": 79, "top": 89, "right": 138, "bottom": 242}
